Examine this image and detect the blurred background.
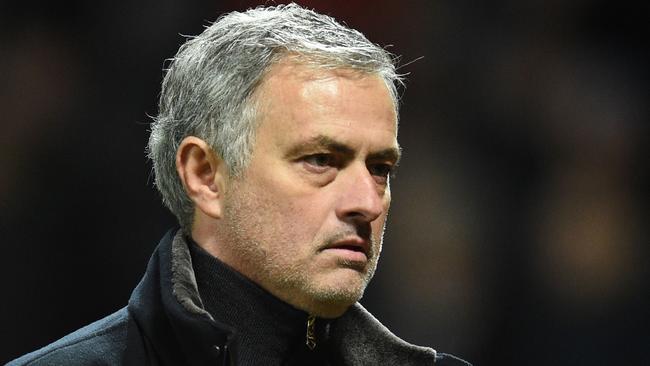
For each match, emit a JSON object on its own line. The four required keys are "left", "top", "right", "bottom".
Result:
{"left": 1, "top": 0, "right": 648, "bottom": 364}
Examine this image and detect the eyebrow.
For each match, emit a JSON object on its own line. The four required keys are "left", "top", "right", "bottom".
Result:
{"left": 286, "top": 134, "right": 402, "bottom": 165}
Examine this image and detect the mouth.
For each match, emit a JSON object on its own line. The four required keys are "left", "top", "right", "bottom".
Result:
{"left": 321, "top": 237, "right": 371, "bottom": 263}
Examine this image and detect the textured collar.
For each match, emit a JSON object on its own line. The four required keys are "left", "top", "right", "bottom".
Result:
{"left": 189, "top": 238, "right": 329, "bottom": 364}
{"left": 130, "top": 229, "right": 440, "bottom": 365}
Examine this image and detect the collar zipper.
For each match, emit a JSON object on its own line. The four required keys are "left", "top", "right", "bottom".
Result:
{"left": 306, "top": 314, "right": 316, "bottom": 350}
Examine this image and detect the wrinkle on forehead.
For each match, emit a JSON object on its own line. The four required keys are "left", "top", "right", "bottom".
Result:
{"left": 257, "top": 59, "right": 394, "bottom": 113}
{"left": 252, "top": 60, "right": 398, "bottom": 155}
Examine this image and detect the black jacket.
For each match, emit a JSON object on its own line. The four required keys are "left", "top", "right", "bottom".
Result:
{"left": 8, "top": 229, "right": 471, "bottom": 365}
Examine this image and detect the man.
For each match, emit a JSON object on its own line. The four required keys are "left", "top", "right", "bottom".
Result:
{"left": 9, "top": 4, "right": 470, "bottom": 365}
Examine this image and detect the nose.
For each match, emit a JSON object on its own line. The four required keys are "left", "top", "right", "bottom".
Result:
{"left": 335, "top": 163, "right": 386, "bottom": 224}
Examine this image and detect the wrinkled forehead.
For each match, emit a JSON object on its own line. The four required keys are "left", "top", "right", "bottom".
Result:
{"left": 252, "top": 57, "right": 399, "bottom": 121}
{"left": 248, "top": 60, "right": 398, "bottom": 161}
{"left": 255, "top": 61, "right": 396, "bottom": 124}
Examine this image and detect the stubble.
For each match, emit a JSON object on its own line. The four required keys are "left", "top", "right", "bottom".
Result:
{"left": 219, "top": 180, "right": 383, "bottom": 315}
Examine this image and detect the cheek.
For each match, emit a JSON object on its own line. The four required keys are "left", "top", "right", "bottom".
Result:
{"left": 371, "top": 198, "right": 391, "bottom": 238}
{"left": 246, "top": 166, "right": 341, "bottom": 243}
{"left": 372, "top": 213, "right": 388, "bottom": 233}
{"left": 376, "top": 193, "right": 391, "bottom": 223}
{"left": 259, "top": 174, "right": 331, "bottom": 223}
{"left": 257, "top": 184, "right": 326, "bottom": 241}
{"left": 284, "top": 197, "right": 331, "bottom": 235}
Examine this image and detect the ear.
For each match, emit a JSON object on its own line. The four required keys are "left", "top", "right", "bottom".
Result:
{"left": 176, "top": 136, "right": 228, "bottom": 220}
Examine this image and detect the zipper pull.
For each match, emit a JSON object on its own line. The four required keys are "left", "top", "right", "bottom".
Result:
{"left": 306, "top": 314, "right": 316, "bottom": 350}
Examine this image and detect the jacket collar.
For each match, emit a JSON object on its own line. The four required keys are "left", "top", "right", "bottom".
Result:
{"left": 129, "top": 229, "right": 438, "bottom": 365}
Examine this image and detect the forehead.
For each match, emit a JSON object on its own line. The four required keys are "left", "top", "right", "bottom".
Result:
{"left": 253, "top": 61, "right": 398, "bottom": 140}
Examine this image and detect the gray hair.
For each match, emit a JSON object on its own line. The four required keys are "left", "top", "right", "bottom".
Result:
{"left": 148, "top": 3, "right": 402, "bottom": 231}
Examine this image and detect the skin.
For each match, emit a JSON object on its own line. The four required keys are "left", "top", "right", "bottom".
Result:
{"left": 177, "top": 61, "right": 400, "bottom": 318}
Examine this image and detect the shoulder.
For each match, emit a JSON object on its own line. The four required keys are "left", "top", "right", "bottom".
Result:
{"left": 7, "top": 307, "right": 131, "bottom": 366}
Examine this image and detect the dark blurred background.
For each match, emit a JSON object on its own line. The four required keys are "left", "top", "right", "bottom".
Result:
{"left": 1, "top": 1, "right": 648, "bottom": 364}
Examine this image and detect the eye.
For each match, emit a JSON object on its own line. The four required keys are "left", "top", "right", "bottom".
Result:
{"left": 368, "top": 163, "right": 394, "bottom": 184}
{"left": 301, "top": 153, "right": 339, "bottom": 174}
{"left": 304, "top": 153, "right": 334, "bottom": 167}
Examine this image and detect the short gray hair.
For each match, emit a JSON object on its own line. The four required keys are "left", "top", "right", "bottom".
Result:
{"left": 148, "top": 3, "right": 402, "bottom": 231}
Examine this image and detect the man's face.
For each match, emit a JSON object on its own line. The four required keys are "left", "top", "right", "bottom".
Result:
{"left": 217, "top": 61, "right": 399, "bottom": 317}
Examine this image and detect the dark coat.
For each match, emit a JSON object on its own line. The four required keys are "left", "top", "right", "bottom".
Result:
{"left": 8, "top": 230, "right": 471, "bottom": 366}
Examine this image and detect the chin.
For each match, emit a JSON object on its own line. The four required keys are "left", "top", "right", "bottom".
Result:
{"left": 302, "top": 277, "right": 368, "bottom": 318}
{"left": 306, "top": 295, "right": 357, "bottom": 318}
